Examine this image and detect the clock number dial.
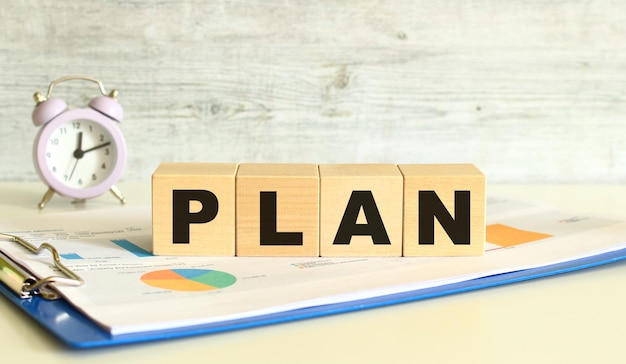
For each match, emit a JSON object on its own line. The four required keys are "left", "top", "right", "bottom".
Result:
{"left": 44, "top": 119, "right": 116, "bottom": 189}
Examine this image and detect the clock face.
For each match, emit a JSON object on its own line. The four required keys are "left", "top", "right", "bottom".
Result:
{"left": 33, "top": 108, "right": 127, "bottom": 200}
{"left": 44, "top": 119, "right": 117, "bottom": 189}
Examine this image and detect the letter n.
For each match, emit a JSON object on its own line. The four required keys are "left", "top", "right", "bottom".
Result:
{"left": 418, "top": 191, "right": 470, "bottom": 245}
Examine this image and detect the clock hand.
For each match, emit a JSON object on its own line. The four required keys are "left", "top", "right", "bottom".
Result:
{"left": 73, "top": 132, "right": 84, "bottom": 159}
{"left": 68, "top": 158, "right": 79, "bottom": 181}
{"left": 72, "top": 139, "right": 111, "bottom": 161}
{"left": 66, "top": 136, "right": 110, "bottom": 182}
{"left": 69, "top": 132, "right": 83, "bottom": 180}
{"left": 82, "top": 141, "right": 111, "bottom": 154}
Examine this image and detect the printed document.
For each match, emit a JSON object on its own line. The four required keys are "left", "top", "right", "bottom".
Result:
{"left": 1, "top": 196, "right": 625, "bottom": 335}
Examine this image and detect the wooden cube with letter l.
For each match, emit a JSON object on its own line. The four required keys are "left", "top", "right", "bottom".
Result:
{"left": 319, "top": 164, "right": 403, "bottom": 257}
{"left": 236, "top": 164, "right": 319, "bottom": 257}
{"left": 398, "top": 164, "right": 485, "bottom": 256}
{"left": 152, "top": 162, "right": 238, "bottom": 256}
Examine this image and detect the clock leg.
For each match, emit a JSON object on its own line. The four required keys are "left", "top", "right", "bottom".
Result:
{"left": 109, "top": 185, "right": 127, "bottom": 205}
{"left": 38, "top": 187, "right": 56, "bottom": 209}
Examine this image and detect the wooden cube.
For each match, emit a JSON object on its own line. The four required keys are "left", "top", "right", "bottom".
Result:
{"left": 236, "top": 164, "right": 319, "bottom": 257}
{"left": 398, "top": 164, "right": 485, "bottom": 256}
{"left": 152, "top": 162, "right": 238, "bottom": 256}
{"left": 319, "top": 164, "right": 403, "bottom": 257}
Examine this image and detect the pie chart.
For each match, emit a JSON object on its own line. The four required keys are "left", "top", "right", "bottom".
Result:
{"left": 140, "top": 269, "right": 236, "bottom": 292}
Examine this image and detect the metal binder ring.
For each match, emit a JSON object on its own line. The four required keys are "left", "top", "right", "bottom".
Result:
{"left": 0, "top": 233, "right": 84, "bottom": 300}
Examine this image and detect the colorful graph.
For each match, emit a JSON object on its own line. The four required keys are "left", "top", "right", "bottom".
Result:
{"left": 111, "top": 239, "right": 152, "bottom": 257}
{"left": 59, "top": 239, "right": 151, "bottom": 260}
{"left": 140, "top": 269, "right": 237, "bottom": 292}
{"left": 486, "top": 224, "right": 553, "bottom": 247}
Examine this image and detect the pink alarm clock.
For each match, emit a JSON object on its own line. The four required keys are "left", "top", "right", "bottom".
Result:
{"left": 31, "top": 76, "right": 127, "bottom": 209}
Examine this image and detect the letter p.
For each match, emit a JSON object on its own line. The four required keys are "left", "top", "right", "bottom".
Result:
{"left": 172, "top": 190, "right": 219, "bottom": 244}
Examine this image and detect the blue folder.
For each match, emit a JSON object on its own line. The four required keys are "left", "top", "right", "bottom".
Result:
{"left": 2, "top": 247, "right": 626, "bottom": 349}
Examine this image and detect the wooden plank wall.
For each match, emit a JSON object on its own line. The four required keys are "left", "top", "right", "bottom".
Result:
{"left": 1, "top": 1, "right": 625, "bottom": 183}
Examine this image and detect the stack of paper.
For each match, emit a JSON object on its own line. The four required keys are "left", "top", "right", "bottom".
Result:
{"left": 1, "top": 195, "right": 626, "bottom": 346}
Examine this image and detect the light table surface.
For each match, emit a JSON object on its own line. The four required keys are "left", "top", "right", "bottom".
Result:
{"left": 0, "top": 183, "right": 625, "bottom": 363}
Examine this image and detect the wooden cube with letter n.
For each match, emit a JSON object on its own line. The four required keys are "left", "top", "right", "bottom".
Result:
{"left": 398, "top": 164, "right": 485, "bottom": 256}
{"left": 152, "top": 162, "right": 238, "bottom": 256}
{"left": 236, "top": 164, "right": 319, "bottom": 257}
{"left": 319, "top": 164, "right": 403, "bottom": 257}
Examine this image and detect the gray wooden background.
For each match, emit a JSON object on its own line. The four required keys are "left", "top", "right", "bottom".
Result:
{"left": 1, "top": 1, "right": 625, "bottom": 184}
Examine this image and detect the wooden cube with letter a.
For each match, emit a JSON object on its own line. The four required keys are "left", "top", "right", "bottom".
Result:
{"left": 152, "top": 162, "right": 238, "bottom": 256}
{"left": 236, "top": 164, "right": 319, "bottom": 257}
{"left": 319, "top": 164, "right": 403, "bottom": 257}
{"left": 398, "top": 164, "right": 485, "bottom": 256}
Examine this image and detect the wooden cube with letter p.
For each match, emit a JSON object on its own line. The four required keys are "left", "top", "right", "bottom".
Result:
{"left": 319, "top": 164, "right": 403, "bottom": 257}
{"left": 236, "top": 164, "right": 319, "bottom": 257}
{"left": 152, "top": 162, "right": 238, "bottom": 256}
{"left": 398, "top": 164, "right": 485, "bottom": 256}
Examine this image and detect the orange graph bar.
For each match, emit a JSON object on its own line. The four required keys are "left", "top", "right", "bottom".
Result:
{"left": 486, "top": 224, "right": 552, "bottom": 247}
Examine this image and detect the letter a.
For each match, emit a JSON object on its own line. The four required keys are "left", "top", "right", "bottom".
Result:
{"left": 333, "top": 190, "right": 391, "bottom": 245}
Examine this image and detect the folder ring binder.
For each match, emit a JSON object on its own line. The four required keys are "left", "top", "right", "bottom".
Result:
{"left": 0, "top": 233, "right": 83, "bottom": 300}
